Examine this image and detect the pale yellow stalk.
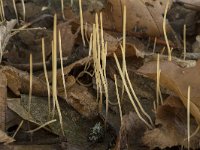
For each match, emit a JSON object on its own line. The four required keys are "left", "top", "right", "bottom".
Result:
{"left": 114, "top": 53, "right": 153, "bottom": 129}
{"left": 61, "top": 0, "right": 66, "bottom": 20}
{"left": 58, "top": 30, "right": 67, "bottom": 100}
{"left": 163, "top": 0, "right": 171, "bottom": 61}
{"left": 12, "top": 120, "right": 24, "bottom": 138}
{"left": 187, "top": 86, "right": 191, "bottom": 150}
{"left": 42, "top": 38, "right": 51, "bottom": 119}
{"left": 27, "top": 119, "right": 56, "bottom": 133}
{"left": 79, "top": 0, "right": 85, "bottom": 46}
{"left": 114, "top": 74, "right": 122, "bottom": 124}
{"left": 121, "top": 5, "right": 126, "bottom": 101}
{"left": 21, "top": 0, "right": 25, "bottom": 21}
{"left": 52, "top": 14, "right": 64, "bottom": 136}
{"left": 12, "top": 0, "right": 18, "bottom": 23}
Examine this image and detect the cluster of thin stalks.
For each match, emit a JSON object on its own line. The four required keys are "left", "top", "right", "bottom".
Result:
{"left": 113, "top": 5, "right": 154, "bottom": 129}
{"left": 89, "top": 12, "right": 109, "bottom": 123}
{"left": 51, "top": 14, "right": 65, "bottom": 136}
{"left": 154, "top": 54, "right": 163, "bottom": 111}
{"left": 27, "top": 14, "right": 66, "bottom": 136}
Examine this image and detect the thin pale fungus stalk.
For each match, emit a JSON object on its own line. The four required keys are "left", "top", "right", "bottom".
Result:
{"left": 61, "top": 0, "right": 66, "bottom": 20}
{"left": 183, "top": 24, "right": 186, "bottom": 60}
{"left": 114, "top": 74, "right": 123, "bottom": 124}
{"left": 12, "top": 0, "right": 19, "bottom": 23}
{"left": 89, "top": 33, "right": 93, "bottom": 56}
{"left": 58, "top": 30, "right": 67, "bottom": 100}
{"left": 12, "top": 120, "right": 24, "bottom": 138}
{"left": 42, "top": 38, "right": 51, "bottom": 119}
{"left": 161, "top": 47, "right": 165, "bottom": 54}
{"left": 121, "top": 5, "right": 126, "bottom": 101}
{"left": 156, "top": 54, "right": 163, "bottom": 107}
{"left": 51, "top": 40, "right": 55, "bottom": 116}
{"left": 27, "top": 119, "right": 56, "bottom": 133}
{"left": 114, "top": 53, "right": 153, "bottom": 129}
{"left": 120, "top": 45, "right": 154, "bottom": 126}
{"left": 153, "top": 37, "right": 157, "bottom": 53}
{"left": 52, "top": 14, "right": 65, "bottom": 136}
{"left": 163, "top": 0, "right": 171, "bottom": 61}
{"left": 79, "top": 0, "right": 85, "bottom": 46}
{"left": 0, "top": 0, "right": 5, "bottom": 21}
{"left": 28, "top": 53, "right": 33, "bottom": 117}
{"left": 187, "top": 86, "right": 191, "bottom": 150}
{"left": 71, "top": 0, "right": 73, "bottom": 7}
{"left": 92, "top": 24, "right": 100, "bottom": 103}
{"left": 158, "top": 70, "right": 163, "bottom": 104}
{"left": 85, "top": 22, "right": 89, "bottom": 43}
{"left": 21, "top": 0, "right": 26, "bottom": 21}
{"left": 99, "top": 12, "right": 109, "bottom": 117}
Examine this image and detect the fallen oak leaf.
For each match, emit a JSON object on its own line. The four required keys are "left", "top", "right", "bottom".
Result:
{"left": 137, "top": 60, "right": 200, "bottom": 126}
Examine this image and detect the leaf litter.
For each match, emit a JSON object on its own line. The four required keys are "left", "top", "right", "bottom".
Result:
{"left": 0, "top": 0, "right": 200, "bottom": 149}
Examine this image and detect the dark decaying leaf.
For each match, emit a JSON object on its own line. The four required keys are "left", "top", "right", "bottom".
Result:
{"left": 59, "top": 83, "right": 98, "bottom": 119}
{"left": 114, "top": 112, "right": 147, "bottom": 150}
{"left": 143, "top": 96, "right": 200, "bottom": 149}
{"left": 137, "top": 60, "right": 200, "bottom": 126}
{"left": 0, "top": 19, "right": 17, "bottom": 62}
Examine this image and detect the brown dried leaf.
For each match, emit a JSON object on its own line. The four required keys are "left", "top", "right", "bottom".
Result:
{"left": 1, "top": 66, "right": 48, "bottom": 96}
{"left": 57, "top": 22, "right": 78, "bottom": 57}
{"left": 0, "top": 72, "right": 7, "bottom": 131}
{"left": 59, "top": 83, "right": 98, "bottom": 119}
{"left": 137, "top": 60, "right": 200, "bottom": 127}
{"left": 79, "top": 0, "right": 173, "bottom": 36}
{"left": 143, "top": 96, "right": 200, "bottom": 149}
{"left": 0, "top": 19, "right": 17, "bottom": 62}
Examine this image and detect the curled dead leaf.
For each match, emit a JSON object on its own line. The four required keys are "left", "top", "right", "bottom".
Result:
{"left": 137, "top": 60, "right": 200, "bottom": 130}
{"left": 143, "top": 96, "right": 200, "bottom": 149}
